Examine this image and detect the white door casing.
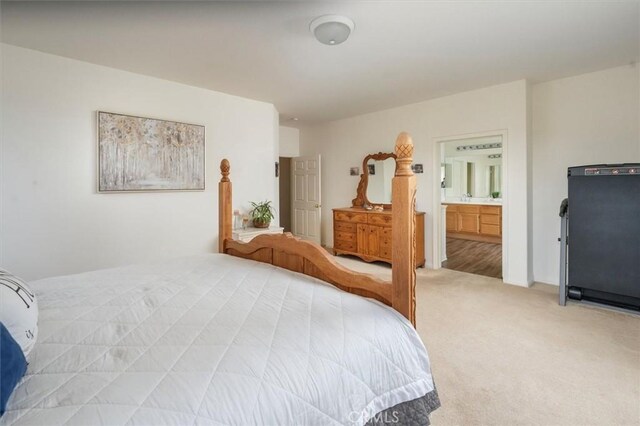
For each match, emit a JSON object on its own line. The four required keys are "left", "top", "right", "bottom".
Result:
{"left": 432, "top": 130, "right": 509, "bottom": 283}
{"left": 291, "top": 155, "right": 322, "bottom": 244}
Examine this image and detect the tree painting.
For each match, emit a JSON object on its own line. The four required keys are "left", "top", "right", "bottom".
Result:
{"left": 98, "top": 112, "right": 205, "bottom": 191}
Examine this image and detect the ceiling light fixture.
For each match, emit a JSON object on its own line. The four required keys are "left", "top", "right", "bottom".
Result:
{"left": 310, "top": 15, "right": 355, "bottom": 46}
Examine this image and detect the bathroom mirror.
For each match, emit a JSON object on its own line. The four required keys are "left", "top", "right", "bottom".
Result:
{"left": 488, "top": 165, "right": 502, "bottom": 196}
{"left": 441, "top": 136, "right": 502, "bottom": 199}
{"left": 352, "top": 152, "right": 397, "bottom": 208}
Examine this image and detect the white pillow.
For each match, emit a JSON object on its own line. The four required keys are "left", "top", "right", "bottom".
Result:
{"left": 0, "top": 269, "right": 38, "bottom": 356}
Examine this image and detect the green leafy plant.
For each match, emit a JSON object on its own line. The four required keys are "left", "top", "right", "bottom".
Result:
{"left": 249, "top": 200, "right": 276, "bottom": 228}
{"left": 491, "top": 191, "right": 501, "bottom": 199}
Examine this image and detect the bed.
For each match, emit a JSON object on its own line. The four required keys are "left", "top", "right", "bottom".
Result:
{"left": 2, "top": 133, "right": 439, "bottom": 425}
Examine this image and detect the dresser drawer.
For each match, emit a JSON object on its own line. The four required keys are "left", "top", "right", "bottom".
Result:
{"left": 480, "top": 206, "right": 501, "bottom": 215}
{"left": 334, "top": 211, "right": 367, "bottom": 223}
{"left": 480, "top": 214, "right": 501, "bottom": 225}
{"left": 334, "top": 221, "right": 357, "bottom": 233}
{"left": 332, "top": 206, "right": 425, "bottom": 267}
{"left": 368, "top": 214, "right": 393, "bottom": 226}
{"left": 458, "top": 205, "right": 481, "bottom": 214}
{"left": 380, "top": 227, "right": 392, "bottom": 239}
{"left": 379, "top": 245, "right": 392, "bottom": 260}
{"left": 335, "top": 231, "right": 356, "bottom": 242}
{"left": 334, "top": 239, "right": 357, "bottom": 252}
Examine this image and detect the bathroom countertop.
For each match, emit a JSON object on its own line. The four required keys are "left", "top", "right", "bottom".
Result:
{"left": 441, "top": 199, "right": 502, "bottom": 206}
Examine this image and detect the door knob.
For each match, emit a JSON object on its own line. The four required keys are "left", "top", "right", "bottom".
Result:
{"left": 314, "top": 204, "right": 322, "bottom": 208}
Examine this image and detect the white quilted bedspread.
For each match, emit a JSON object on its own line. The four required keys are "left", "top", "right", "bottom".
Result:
{"left": 3, "top": 254, "right": 434, "bottom": 425}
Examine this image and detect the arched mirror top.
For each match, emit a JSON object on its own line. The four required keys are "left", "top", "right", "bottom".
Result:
{"left": 352, "top": 152, "right": 397, "bottom": 209}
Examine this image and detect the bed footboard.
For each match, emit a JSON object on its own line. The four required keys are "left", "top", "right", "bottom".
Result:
{"left": 224, "top": 233, "right": 392, "bottom": 304}
{"left": 218, "top": 133, "right": 417, "bottom": 325}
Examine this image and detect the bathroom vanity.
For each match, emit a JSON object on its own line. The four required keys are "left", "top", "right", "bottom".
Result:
{"left": 443, "top": 201, "right": 502, "bottom": 244}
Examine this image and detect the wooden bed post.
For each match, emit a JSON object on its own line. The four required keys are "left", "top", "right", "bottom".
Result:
{"left": 392, "top": 132, "right": 417, "bottom": 326}
{"left": 219, "top": 159, "right": 232, "bottom": 253}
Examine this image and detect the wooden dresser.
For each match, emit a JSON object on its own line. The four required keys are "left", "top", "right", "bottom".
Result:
{"left": 444, "top": 203, "right": 502, "bottom": 244}
{"left": 332, "top": 208, "right": 426, "bottom": 267}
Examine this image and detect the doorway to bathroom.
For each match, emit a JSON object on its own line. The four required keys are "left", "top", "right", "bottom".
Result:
{"left": 437, "top": 135, "right": 504, "bottom": 279}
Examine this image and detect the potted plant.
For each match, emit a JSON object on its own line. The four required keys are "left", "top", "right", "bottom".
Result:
{"left": 249, "top": 200, "right": 275, "bottom": 228}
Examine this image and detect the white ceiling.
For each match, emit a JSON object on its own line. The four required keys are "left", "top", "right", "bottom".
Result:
{"left": 1, "top": 1, "right": 638, "bottom": 125}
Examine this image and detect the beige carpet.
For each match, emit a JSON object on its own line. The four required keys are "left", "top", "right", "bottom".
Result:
{"left": 333, "top": 256, "right": 640, "bottom": 426}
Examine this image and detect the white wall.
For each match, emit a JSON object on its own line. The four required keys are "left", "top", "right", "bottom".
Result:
{"left": 532, "top": 65, "right": 640, "bottom": 285}
{"left": 279, "top": 126, "right": 300, "bottom": 158}
{"left": 1, "top": 45, "right": 278, "bottom": 280}
{"left": 300, "top": 65, "right": 640, "bottom": 287}
{"left": 300, "top": 80, "right": 531, "bottom": 286}
{"left": 271, "top": 112, "right": 280, "bottom": 227}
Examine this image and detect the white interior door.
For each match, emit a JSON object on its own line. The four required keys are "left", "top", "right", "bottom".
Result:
{"left": 291, "top": 155, "right": 321, "bottom": 244}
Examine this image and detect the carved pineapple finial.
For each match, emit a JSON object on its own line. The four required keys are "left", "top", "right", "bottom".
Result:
{"left": 220, "top": 159, "right": 230, "bottom": 182}
{"left": 394, "top": 132, "right": 414, "bottom": 176}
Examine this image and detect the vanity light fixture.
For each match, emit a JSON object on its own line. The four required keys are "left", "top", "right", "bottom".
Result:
{"left": 310, "top": 15, "right": 355, "bottom": 45}
{"left": 456, "top": 142, "right": 502, "bottom": 151}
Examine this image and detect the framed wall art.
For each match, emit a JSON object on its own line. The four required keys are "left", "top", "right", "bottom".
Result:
{"left": 97, "top": 111, "right": 205, "bottom": 192}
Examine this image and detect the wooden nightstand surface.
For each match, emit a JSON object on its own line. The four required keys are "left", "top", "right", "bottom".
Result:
{"left": 232, "top": 226, "right": 284, "bottom": 243}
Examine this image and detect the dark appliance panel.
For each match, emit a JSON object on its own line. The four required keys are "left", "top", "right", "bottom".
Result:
{"left": 568, "top": 164, "right": 640, "bottom": 310}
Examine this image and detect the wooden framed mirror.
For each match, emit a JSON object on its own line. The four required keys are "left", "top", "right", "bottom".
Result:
{"left": 352, "top": 152, "right": 397, "bottom": 209}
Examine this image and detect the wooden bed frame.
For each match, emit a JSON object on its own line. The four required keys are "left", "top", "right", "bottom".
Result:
{"left": 218, "top": 132, "right": 418, "bottom": 326}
